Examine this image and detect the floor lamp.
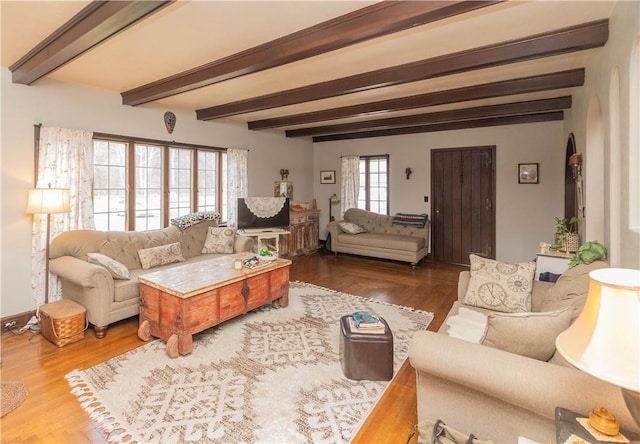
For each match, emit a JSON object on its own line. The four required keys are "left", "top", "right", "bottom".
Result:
{"left": 26, "top": 185, "right": 70, "bottom": 305}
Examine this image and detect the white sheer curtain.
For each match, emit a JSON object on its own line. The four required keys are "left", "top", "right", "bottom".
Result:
{"left": 226, "top": 148, "right": 249, "bottom": 227}
{"left": 32, "top": 127, "right": 94, "bottom": 305}
{"left": 340, "top": 156, "right": 360, "bottom": 218}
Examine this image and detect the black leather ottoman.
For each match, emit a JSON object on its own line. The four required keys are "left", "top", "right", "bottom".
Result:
{"left": 339, "top": 315, "right": 393, "bottom": 381}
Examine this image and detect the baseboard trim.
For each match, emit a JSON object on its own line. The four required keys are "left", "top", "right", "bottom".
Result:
{"left": 1, "top": 310, "right": 36, "bottom": 333}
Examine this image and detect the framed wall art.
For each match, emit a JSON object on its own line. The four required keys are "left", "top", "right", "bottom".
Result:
{"left": 320, "top": 170, "right": 336, "bottom": 184}
{"left": 518, "top": 163, "right": 539, "bottom": 184}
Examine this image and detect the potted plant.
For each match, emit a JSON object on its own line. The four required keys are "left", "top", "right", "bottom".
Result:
{"left": 552, "top": 216, "right": 580, "bottom": 252}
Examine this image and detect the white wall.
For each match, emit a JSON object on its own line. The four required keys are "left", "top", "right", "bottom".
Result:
{"left": 313, "top": 121, "right": 565, "bottom": 264}
{"left": 0, "top": 69, "right": 314, "bottom": 317}
{"left": 563, "top": 0, "right": 640, "bottom": 269}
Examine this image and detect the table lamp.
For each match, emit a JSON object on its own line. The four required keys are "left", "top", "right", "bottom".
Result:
{"left": 27, "top": 185, "right": 70, "bottom": 304}
{"left": 556, "top": 268, "right": 640, "bottom": 429}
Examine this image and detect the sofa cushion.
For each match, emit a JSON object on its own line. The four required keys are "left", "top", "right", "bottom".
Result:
{"left": 202, "top": 227, "right": 236, "bottom": 253}
{"left": 138, "top": 242, "right": 185, "bottom": 270}
{"left": 337, "top": 232, "right": 425, "bottom": 252}
{"left": 482, "top": 308, "right": 573, "bottom": 361}
{"left": 538, "top": 261, "right": 609, "bottom": 321}
{"left": 463, "top": 254, "right": 535, "bottom": 313}
{"left": 338, "top": 222, "right": 366, "bottom": 234}
{"left": 392, "top": 213, "right": 428, "bottom": 228}
{"left": 87, "top": 252, "right": 130, "bottom": 280}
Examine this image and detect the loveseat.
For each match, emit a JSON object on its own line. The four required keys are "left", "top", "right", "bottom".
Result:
{"left": 326, "top": 208, "right": 429, "bottom": 267}
{"left": 49, "top": 220, "right": 254, "bottom": 338}
{"left": 408, "top": 259, "right": 639, "bottom": 442}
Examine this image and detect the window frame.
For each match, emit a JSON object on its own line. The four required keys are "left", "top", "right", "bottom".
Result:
{"left": 92, "top": 132, "right": 226, "bottom": 231}
{"left": 358, "top": 154, "right": 390, "bottom": 214}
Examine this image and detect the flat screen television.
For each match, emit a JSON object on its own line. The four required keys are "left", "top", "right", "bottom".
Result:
{"left": 237, "top": 197, "right": 290, "bottom": 230}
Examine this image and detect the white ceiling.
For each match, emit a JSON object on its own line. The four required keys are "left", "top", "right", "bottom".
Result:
{"left": 0, "top": 1, "right": 617, "bottom": 138}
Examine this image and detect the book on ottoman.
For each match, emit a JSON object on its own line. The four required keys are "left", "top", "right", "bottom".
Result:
{"left": 339, "top": 315, "right": 393, "bottom": 381}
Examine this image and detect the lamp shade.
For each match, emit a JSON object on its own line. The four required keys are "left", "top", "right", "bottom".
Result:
{"left": 26, "top": 187, "right": 70, "bottom": 214}
{"left": 556, "top": 268, "right": 640, "bottom": 392}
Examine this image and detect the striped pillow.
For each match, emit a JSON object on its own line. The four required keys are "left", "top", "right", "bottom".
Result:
{"left": 392, "top": 213, "right": 428, "bottom": 228}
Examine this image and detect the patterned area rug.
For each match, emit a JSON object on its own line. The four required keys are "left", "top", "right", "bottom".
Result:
{"left": 66, "top": 282, "right": 433, "bottom": 443}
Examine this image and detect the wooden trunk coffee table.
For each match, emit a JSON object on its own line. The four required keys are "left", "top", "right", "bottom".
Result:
{"left": 137, "top": 253, "right": 291, "bottom": 358}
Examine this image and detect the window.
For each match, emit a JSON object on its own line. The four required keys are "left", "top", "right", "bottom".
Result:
{"left": 135, "top": 144, "right": 162, "bottom": 231}
{"left": 358, "top": 155, "right": 389, "bottom": 214}
{"left": 197, "top": 150, "right": 218, "bottom": 212}
{"left": 93, "top": 140, "right": 127, "bottom": 231}
{"left": 93, "top": 136, "right": 226, "bottom": 231}
{"left": 169, "top": 147, "right": 192, "bottom": 220}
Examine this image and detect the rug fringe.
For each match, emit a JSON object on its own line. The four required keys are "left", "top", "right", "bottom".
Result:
{"left": 66, "top": 370, "right": 135, "bottom": 444}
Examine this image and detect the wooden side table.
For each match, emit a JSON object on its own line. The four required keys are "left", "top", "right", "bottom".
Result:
{"left": 555, "top": 407, "right": 640, "bottom": 443}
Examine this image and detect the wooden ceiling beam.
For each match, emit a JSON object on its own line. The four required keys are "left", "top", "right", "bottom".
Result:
{"left": 312, "top": 112, "right": 564, "bottom": 142}
{"left": 286, "top": 96, "right": 572, "bottom": 138}
{"left": 250, "top": 69, "right": 584, "bottom": 130}
{"left": 9, "top": 1, "right": 174, "bottom": 85}
{"left": 197, "top": 20, "right": 607, "bottom": 120}
{"left": 121, "top": 1, "right": 502, "bottom": 106}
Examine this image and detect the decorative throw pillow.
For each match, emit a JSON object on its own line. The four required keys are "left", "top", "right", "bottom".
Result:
{"left": 392, "top": 213, "right": 428, "bottom": 228}
{"left": 463, "top": 254, "right": 535, "bottom": 313}
{"left": 482, "top": 308, "right": 573, "bottom": 361}
{"left": 338, "top": 222, "right": 366, "bottom": 235}
{"left": 539, "top": 261, "right": 609, "bottom": 322}
{"left": 202, "top": 227, "right": 237, "bottom": 254}
{"left": 170, "top": 211, "right": 221, "bottom": 231}
{"left": 138, "top": 243, "right": 185, "bottom": 270}
{"left": 87, "top": 252, "right": 130, "bottom": 280}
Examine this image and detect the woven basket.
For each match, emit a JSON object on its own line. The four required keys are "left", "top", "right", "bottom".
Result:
{"left": 39, "top": 300, "right": 87, "bottom": 347}
{"left": 561, "top": 233, "right": 580, "bottom": 253}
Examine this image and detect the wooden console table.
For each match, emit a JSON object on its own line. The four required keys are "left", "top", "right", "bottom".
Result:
{"left": 280, "top": 209, "right": 320, "bottom": 257}
{"left": 138, "top": 253, "right": 291, "bottom": 358}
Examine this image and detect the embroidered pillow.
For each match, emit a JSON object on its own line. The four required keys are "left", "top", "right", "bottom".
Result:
{"left": 170, "top": 211, "right": 221, "bottom": 231}
{"left": 87, "top": 252, "right": 130, "bottom": 280}
{"left": 338, "top": 222, "right": 366, "bottom": 235}
{"left": 463, "top": 254, "right": 535, "bottom": 313}
{"left": 138, "top": 243, "right": 185, "bottom": 270}
{"left": 392, "top": 213, "right": 428, "bottom": 228}
{"left": 482, "top": 308, "right": 573, "bottom": 361}
{"left": 202, "top": 227, "right": 237, "bottom": 254}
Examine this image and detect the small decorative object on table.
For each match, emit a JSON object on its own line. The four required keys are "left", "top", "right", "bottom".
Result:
{"left": 259, "top": 248, "right": 278, "bottom": 262}
{"left": 555, "top": 407, "right": 637, "bottom": 444}
{"left": 552, "top": 216, "right": 580, "bottom": 252}
{"left": 242, "top": 256, "right": 264, "bottom": 269}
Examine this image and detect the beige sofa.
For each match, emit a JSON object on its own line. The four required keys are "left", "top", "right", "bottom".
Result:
{"left": 326, "top": 208, "right": 429, "bottom": 267}
{"left": 409, "top": 261, "right": 639, "bottom": 442}
{"left": 49, "top": 220, "right": 254, "bottom": 338}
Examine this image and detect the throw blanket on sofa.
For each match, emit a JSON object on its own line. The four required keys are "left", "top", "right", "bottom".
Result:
{"left": 445, "top": 307, "right": 487, "bottom": 343}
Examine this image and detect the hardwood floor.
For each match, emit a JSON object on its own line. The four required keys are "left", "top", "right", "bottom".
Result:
{"left": 0, "top": 252, "right": 466, "bottom": 443}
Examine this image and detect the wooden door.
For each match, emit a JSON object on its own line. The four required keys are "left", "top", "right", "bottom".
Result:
{"left": 431, "top": 146, "right": 495, "bottom": 265}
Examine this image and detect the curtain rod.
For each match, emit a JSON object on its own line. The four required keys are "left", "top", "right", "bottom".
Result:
{"left": 340, "top": 153, "right": 389, "bottom": 157}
